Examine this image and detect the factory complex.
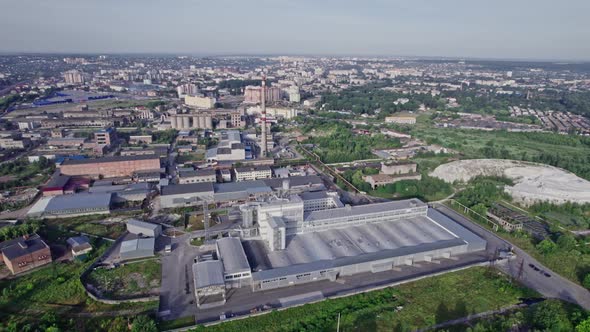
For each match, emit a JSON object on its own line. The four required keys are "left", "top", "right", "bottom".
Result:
{"left": 192, "top": 195, "right": 486, "bottom": 308}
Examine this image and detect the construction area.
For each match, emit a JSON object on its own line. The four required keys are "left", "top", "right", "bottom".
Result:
{"left": 430, "top": 159, "right": 590, "bottom": 206}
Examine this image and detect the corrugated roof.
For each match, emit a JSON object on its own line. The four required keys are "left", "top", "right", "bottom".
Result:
{"left": 217, "top": 237, "right": 251, "bottom": 274}
{"left": 127, "top": 219, "right": 160, "bottom": 232}
{"left": 193, "top": 261, "right": 225, "bottom": 288}
{"left": 304, "top": 199, "right": 426, "bottom": 222}
{"left": 44, "top": 193, "right": 112, "bottom": 212}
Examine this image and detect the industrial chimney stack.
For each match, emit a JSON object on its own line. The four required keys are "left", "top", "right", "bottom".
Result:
{"left": 260, "top": 75, "right": 268, "bottom": 157}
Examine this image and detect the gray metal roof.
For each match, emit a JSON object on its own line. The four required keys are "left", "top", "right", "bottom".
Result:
{"left": 127, "top": 219, "right": 160, "bottom": 232}
{"left": 44, "top": 193, "right": 112, "bottom": 212}
{"left": 253, "top": 238, "right": 466, "bottom": 281}
{"left": 213, "top": 180, "right": 271, "bottom": 194}
{"left": 217, "top": 237, "right": 251, "bottom": 274}
{"left": 263, "top": 175, "right": 324, "bottom": 189}
{"left": 67, "top": 235, "right": 90, "bottom": 248}
{"left": 304, "top": 199, "right": 427, "bottom": 222}
{"left": 120, "top": 237, "right": 155, "bottom": 254}
{"left": 193, "top": 261, "right": 225, "bottom": 289}
{"left": 299, "top": 191, "right": 329, "bottom": 200}
{"left": 160, "top": 182, "right": 214, "bottom": 196}
{"left": 427, "top": 208, "right": 487, "bottom": 251}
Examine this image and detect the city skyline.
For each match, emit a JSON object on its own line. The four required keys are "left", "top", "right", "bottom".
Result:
{"left": 1, "top": 0, "right": 590, "bottom": 61}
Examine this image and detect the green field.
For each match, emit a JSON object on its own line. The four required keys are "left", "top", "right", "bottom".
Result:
{"left": 0, "top": 240, "right": 158, "bottom": 331}
{"left": 188, "top": 267, "right": 536, "bottom": 332}
{"left": 44, "top": 216, "right": 126, "bottom": 240}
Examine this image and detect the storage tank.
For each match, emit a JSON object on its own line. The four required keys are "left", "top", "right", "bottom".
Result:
{"left": 240, "top": 204, "right": 255, "bottom": 228}
{"left": 182, "top": 116, "right": 190, "bottom": 129}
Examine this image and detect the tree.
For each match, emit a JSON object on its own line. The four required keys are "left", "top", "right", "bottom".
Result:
{"left": 557, "top": 234, "right": 577, "bottom": 251}
{"left": 530, "top": 300, "right": 572, "bottom": 331}
{"left": 583, "top": 274, "right": 590, "bottom": 290}
{"left": 576, "top": 318, "right": 590, "bottom": 332}
{"left": 536, "top": 239, "right": 557, "bottom": 255}
{"left": 131, "top": 315, "right": 157, "bottom": 332}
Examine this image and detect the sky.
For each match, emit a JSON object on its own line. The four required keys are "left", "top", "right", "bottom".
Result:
{"left": 1, "top": 0, "right": 589, "bottom": 60}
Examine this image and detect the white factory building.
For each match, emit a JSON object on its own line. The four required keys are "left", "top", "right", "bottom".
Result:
{"left": 193, "top": 195, "right": 487, "bottom": 297}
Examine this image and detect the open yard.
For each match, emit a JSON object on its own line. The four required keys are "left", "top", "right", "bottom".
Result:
{"left": 189, "top": 267, "right": 536, "bottom": 332}
{"left": 86, "top": 259, "right": 161, "bottom": 299}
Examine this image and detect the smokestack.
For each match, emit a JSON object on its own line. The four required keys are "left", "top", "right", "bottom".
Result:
{"left": 260, "top": 75, "right": 268, "bottom": 157}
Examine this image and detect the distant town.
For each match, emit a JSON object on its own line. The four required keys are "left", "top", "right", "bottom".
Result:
{"left": 1, "top": 54, "right": 590, "bottom": 331}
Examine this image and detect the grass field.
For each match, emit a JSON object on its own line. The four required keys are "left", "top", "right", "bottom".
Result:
{"left": 85, "top": 260, "right": 161, "bottom": 299}
{"left": 0, "top": 240, "right": 158, "bottom": 330}
{"left": 44, "top": 217, "right": 126, "bottom": 240}
{"left": 188, "top": 267, "right": 536, "bottom": 332}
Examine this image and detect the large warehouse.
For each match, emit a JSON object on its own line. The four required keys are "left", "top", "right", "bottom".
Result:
{"left": 59, "top": 155, "right": 161, "bottom": 178}
{"left": 198, "top": 197, "right": 486, "bottom": 293}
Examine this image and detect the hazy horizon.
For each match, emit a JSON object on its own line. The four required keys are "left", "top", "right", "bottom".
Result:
{"left": 1, "top": 0, "right": 589, "bottom": 61}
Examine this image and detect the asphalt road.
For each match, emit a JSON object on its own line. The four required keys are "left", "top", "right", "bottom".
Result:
{"left": 435, "top": 205, "right": 590, "bottom": 310}
{"left": 158, "top": 233, "right": 201, "bottom": 320}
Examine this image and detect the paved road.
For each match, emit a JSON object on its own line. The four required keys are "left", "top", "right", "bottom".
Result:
{"left": 158, "top": 233, "right": 201, "bottom": 320}
{"left": 435, "top": 205, "right": 590, "bottom": 310}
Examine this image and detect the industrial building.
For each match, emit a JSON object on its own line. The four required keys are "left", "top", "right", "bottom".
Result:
{"left": 178, "top": 169, "right": 217, "bottom": 184}
{"left": 159, "top": 182, "right": 215, "bottom": 209}
{"left": 119, "top": 237, "right": 155, "bottom": 261}
{"left": 205, "top": 131, "right": 247, "bottom": 162}
{"left": 27, "top": 193, "right": 112, "bottom": 218}
{"left": 59, "top": 155, "right": 161, "bottom": 178}
{"left": 126, "top": 219, "right": 162, "bottom": 238}
{"left": 170, "top": 113, "right": 213, "bottom": 130}
{"left": 233, "top": 166, "right": 272, "bottom": 182}
{"left": 194, "top": 197, "right": 486, "bottom": 294}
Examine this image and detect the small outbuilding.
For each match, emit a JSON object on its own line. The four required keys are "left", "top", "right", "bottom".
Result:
{"left": 119, "top": 237, "right": 155, "bottom": 261}
{"left": 126, "top": 219, "right": 162, "bottom": 238}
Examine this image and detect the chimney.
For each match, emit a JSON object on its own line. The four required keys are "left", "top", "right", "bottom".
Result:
{"left": 260, "top": 75, "right": 268, "bottom": 157}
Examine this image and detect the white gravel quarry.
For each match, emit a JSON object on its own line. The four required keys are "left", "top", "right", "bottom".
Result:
{"left": 430, "top": 159, "right": 590, "bottom": 206}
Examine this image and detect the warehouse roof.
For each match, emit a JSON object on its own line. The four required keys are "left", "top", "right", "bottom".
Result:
{"left": 193, "top": 261, "right": 225, "bottom": 289}
{"left": 263, "top": 175, "right": 324, "bottom": 189}
{"left": 217, "top": 237, "right": 251, "bottom": 275}
{"left": 44, "top": 171, "right": 70, "bottom": 189}
{"left": 304, "top": 199, "right": 426, "bottom": 222}
{"left": 160, "top": 182, "right": 214, "bottom": 196}
{"left": 120, "top": 237, "right": 155, "bottom": 255}
{"left": 44, "top": 193, "right": 112, "bottom": 212}
{"left": 126, "top": 219, "right": 160, "bottom": 234}
{"left": 61, "top": 154, "right": 159, "bottom": 165}
{"left": 213, "top": 180, "right": 271, "bottom": 194}
{"left": 299, "top": 190, "right": 329, "bottom": 200}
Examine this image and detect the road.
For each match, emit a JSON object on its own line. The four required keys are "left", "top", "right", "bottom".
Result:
{"left": 158, "top": 233, "right": 201, "bottom": 320}
{"left": 435, "top": 205, "right": 590, "bottom": 310}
